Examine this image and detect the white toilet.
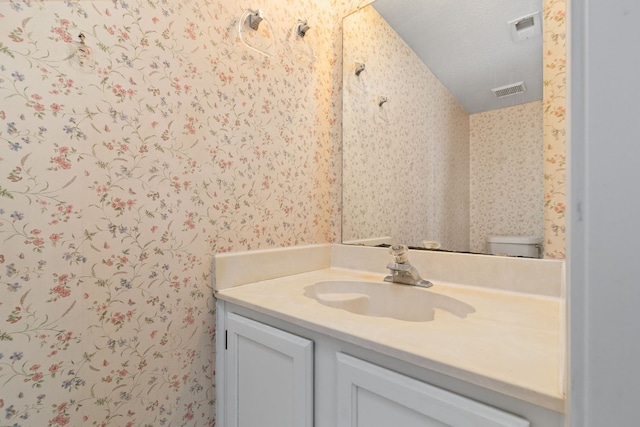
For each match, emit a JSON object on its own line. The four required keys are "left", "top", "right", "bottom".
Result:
{"left": 486, "top": 235, "right": 542, "bottom": 258}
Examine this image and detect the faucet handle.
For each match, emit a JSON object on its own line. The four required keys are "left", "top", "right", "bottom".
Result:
{"left": 389, "top": 244, "right": 409, "bottom": 263}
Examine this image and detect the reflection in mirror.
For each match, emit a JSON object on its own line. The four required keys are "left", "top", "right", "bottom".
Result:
{"left": 342, "top": 0, "right": 544, "bottom": 255}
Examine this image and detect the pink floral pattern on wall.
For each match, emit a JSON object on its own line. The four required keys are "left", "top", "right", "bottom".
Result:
{"left": 543, "top": 0, "right": 567, "bottom": 259}
{"left": 0, "top": 0, "right": 342, "bottom": 425}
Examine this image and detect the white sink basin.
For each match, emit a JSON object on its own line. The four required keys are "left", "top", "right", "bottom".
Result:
{"left": 304, "top": 280, "right": 474, "bottom": 322}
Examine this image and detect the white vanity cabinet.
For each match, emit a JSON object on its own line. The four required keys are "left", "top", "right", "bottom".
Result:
{"left": 222, "top": 312, "right": 313, "bottom": 427}
{"left": 216, "top": 302, "right": 560, "bottom": 427}
{"left": 336, "top": 353, "right": 529, "bottom": 427}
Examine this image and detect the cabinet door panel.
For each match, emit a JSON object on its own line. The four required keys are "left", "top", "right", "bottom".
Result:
{"left": 337, "top": 353, "right": 530, "bottom": 427}
{"left": 226, "top": 313, "right": 313, "bottom": 427}
{"left": 356, "top": 387, "right": 449, "bottom": 427}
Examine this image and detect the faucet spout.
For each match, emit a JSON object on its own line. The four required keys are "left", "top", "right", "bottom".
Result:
{"left": 384, "top": 244, "right": 432, "bottom": 288}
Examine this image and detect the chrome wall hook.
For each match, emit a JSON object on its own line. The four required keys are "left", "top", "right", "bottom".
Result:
{"left": 247, "top": 9, "right": 264, "bottom": 31}
{"left": 238, "top": 8, "right": 276, "bottom": 57}
{"left": 296, "top": 20, "right": 310, "bottom": 38}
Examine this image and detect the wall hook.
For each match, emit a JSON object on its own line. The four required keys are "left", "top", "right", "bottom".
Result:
{"left": 247, "top": 9, "right": 264, "bottom": 30}
{"left": 67, "top": 32, "right": 95, "bottom": 71}
{"left": 286, "top": 19, "right": 315, "bottom": 63}
{"left": 355, "top": 62, "right": 366, "bottom": 76}
{"left": 238, "top": 9, "right": 276, "bottom": 57}
{"left": 76, "top": 33, "right": 92, "bottom": 66}
{"left": 376, "top": 96, "right": 390, "bottom": 123}
{"left": 296, "top": 20, "right": 310, "bottom": 38}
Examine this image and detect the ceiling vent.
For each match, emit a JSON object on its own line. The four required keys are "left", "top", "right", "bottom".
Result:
{"left": 509, "top": 11, "right": 542, "bottom": 42}
{"left": 491, "top": 81, "right": 527, "bottom": 99}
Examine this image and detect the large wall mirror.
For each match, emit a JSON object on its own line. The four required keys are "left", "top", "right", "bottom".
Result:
{"left": 342, "top": 0, "right": 544, "bottom": 254}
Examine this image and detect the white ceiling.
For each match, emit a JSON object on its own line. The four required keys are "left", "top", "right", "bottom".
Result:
{"left": 371, "top": 0, "right": 543, "bottom": 114}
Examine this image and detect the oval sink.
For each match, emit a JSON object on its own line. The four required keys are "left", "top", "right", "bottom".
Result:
{"left": 304, "top": 281, "right": 474, "bottom": 322}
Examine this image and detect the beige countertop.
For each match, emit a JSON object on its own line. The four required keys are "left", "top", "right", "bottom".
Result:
{"left": 216, "top": 266, "right": 565, "bottom": 413}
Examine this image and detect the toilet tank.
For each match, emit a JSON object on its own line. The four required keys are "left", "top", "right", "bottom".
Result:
{"left": 486, "top": 235, "right": 542, "bottom": 258}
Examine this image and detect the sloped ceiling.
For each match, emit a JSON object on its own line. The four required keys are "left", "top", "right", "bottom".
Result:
{"left": 372, "top": 0, "right": 543, "bottom": 114}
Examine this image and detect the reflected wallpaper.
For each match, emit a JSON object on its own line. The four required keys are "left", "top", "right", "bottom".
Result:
{"left": 343, "top": 0, "right": 566, "bottom": 258}
{"left": 342, "top": 5, "right": 470, "bottom": 251}
{"left": 470, "top": 101, "right": 544, "bottom": 254}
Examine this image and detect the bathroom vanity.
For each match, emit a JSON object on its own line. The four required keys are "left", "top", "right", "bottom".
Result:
{"left": 213, "top": 244, "right": 565, "bottom": 426}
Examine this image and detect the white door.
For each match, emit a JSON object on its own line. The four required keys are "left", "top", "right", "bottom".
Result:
{"left": 225, "top": 312, "right": 313, "bottom": 427}
{"left": 336, "top": 353, "right": 530, "bottom": 427}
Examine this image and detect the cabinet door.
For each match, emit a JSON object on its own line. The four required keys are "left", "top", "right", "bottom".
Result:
{"left": 225, "top": 312, "right": 313, "bottom": 427}
{"left": 336, "top": 353, "right": 530, "bottom": 427}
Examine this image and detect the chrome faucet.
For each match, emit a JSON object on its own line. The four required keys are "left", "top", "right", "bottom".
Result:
{"left": 384, "top": 244, "right": 432, "bottom": 288}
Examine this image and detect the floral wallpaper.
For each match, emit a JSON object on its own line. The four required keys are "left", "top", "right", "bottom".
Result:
{"left": 469, "top": 101, "right": 544, "bottom": 254}
{"left": 0, "top": 0, "right": 344, "bottom": 425}
{"left": 0, "top": 0, "right": 566, "bottom": 424}
{"left": 342, "top": 5, "right": 470, "bottom": 251}
{"left": 543, "top": 0, "right": 567, "bottom": 259}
